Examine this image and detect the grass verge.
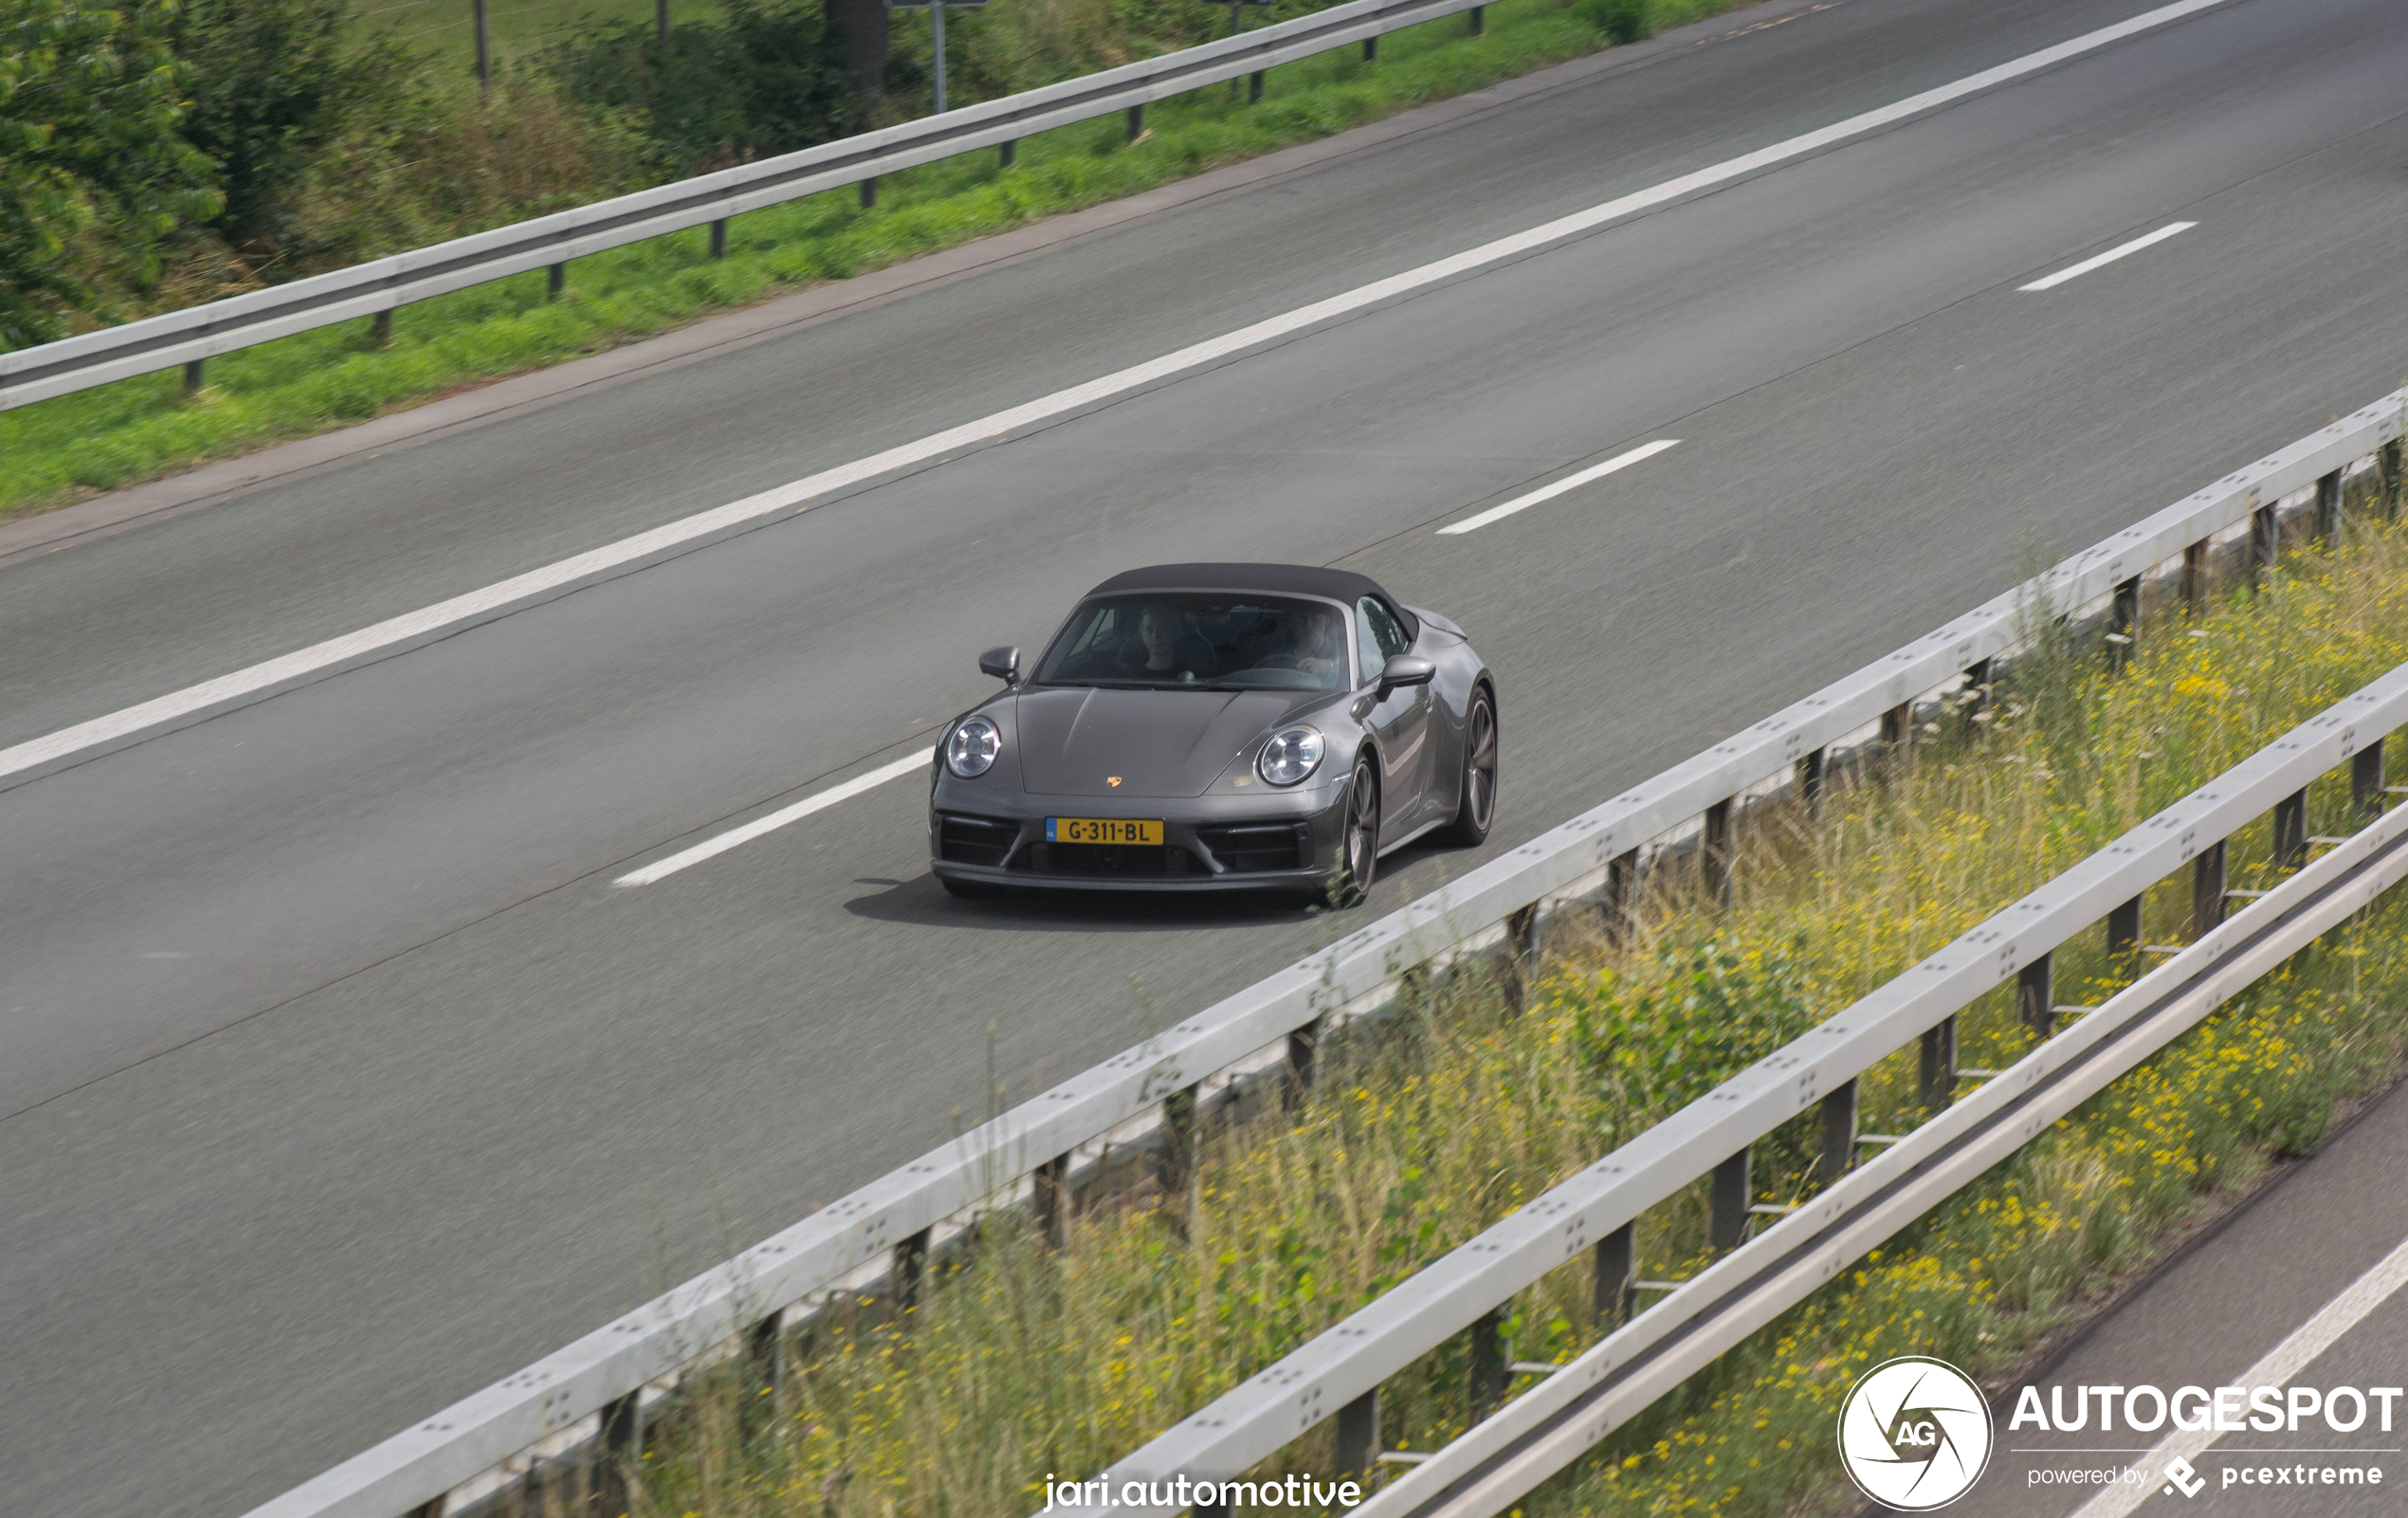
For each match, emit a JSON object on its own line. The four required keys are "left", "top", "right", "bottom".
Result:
{"left": 605, "top": 505, "right": 2408, "bottom": 1518}
{"left": 1, "top": 0, "right": 1748, "bottom": 521}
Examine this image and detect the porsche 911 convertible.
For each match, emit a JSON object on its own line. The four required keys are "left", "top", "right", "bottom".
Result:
{"left": 928, "top": 563, "right": 1496, "bottom": 901}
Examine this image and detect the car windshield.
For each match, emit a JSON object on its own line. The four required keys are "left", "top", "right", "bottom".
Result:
{"left": 1031, "top": 593, "right": 1350, "bottom": 691}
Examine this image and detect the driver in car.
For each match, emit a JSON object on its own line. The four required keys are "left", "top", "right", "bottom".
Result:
{"left": 1264, "top": 606, "right": 1343, "bottom": 680}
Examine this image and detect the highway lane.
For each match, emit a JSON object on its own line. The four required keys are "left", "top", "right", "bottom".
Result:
{"left": 1955, "top": 1070, "right": 2408, "bottom": 1518}
{"left": 6, "top": 0, "right": 2408, "bottom": 1512}
{"left": 0, "top": 0, "right": 2271, "bottom": 750}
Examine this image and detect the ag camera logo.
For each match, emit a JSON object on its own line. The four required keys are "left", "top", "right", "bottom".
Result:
{"left": 1837, "top": 1356, "right": 1995, "bottom": 1509}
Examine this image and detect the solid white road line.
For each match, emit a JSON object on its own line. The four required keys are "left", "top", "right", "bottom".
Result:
{"left": 1435, "top": 440, "right": 1680, "bottom": 534}
{"left": 2068, "top": 1229, "right": 2408, "bottom": 1518}
{"left": 0, "top": 0, "right": 2240, "bottom": 794}
{"left": 612, "top": 749, "right": 933, "bottom": 887}
{"left": 2019, "top": 221, "right": 2197, "bottom": 291}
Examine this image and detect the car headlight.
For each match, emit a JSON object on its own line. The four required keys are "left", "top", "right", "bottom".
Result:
{"left": 946, "top": 715, "right": 1002, "bottom": 777}
{"left": 1256, "top": 725, "right": 1325, "bottom": 787}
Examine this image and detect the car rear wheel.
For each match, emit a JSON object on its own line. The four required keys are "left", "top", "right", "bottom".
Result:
{"left": 1443, "top": 686, "right": 1498, "bottom": 846}
{"left": 1336, "top": 754, "right": 1379, "bottom": 905}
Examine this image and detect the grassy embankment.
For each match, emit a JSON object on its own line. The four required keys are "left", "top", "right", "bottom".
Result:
{"left": 612, "top": 496, "right": 2408, "bottom": 1518}
{"left": 0, "top": 0, "right": 1741, "bottom": 521}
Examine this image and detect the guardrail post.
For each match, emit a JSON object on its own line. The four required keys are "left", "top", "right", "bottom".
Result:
{"left": 2386, "top": 440, "right": 2404, "bottom": 520}
{"left": 1469, "top": 1302, "right": 1510, "bottom": 1415}
{"left": 1249, "top": 69, "right": 1265, "bottom": 101}
{"left": 547, "top": 263, "right": 567, "bottom": 301}
{"left": 1161, "top": 1083, "right": 1201, "bottom": 1230}
{"left": 181, "top": 358, "right": 205, "bottom": 396}
{"left": 2107, "top": 895, "right": 2142, "bottom": 963}
{"left": 1470, "top": 3, "right": 1485, "bottom": 32}
{"left": 404, "top": 1499, "right": 443, "bottom": 1518}
{"left": 746, "top": 1310, "right": 786, "bottom": 1418}
{"left": 2182, "top": 539, "right": 2210, "bottom": 617}
{"left": 2017, "top": 951, "right": 2053, "bottom": 1037}
{"left": 1033, "top": 1153, "right": 1071, "bottom": 1248}
{"left": 1594, "top": 1221, "right": 1635, "bottom": 1325}
{"left": 1709, "top": 1148, "right": 1751, "bottom": 1252}
{"left": 2355, "top": 739, "right": 2388, "bottom": 815}
{"left": 1920, "top": 1016, "right": 1956, "bottom": 1110}
{"left": 2192, "top": 839, "right": 2227, "bottom": 934}
{"left": 594, "top": 1387, "right": 641, "bottom": 1512}
{"left": 709, "top": 218, "right": 728, "bottom": 260}
{"left": 1335, "top": 1387, "right": 1379, "bottom": 1477}
{"left": 1880, "top": 700, "right": 1914, "bottom": 767}
{"left": 2107, "top": 576, "right": 2140, "bottom": 672}
{"left": 1127, "top": 104, "right": 1144, "bottom": 140}
{"left": 999, "top": 138, "right": 1016, "bottom": 168}
{"left": 2273, "top": 788, "right": 2308, "bottom": 872}
{"left": 1818, "top": 1078, "right": 1857, "bottom": 1184}
{"left": 895, "top": 1230, "right": 931, "bottom": 1310}
{"left": 1362, "top": 35, "right": 1377, "bottom": 62}
{"left": 1286, "top": 1015, "right": 1322, "bottom": 1110}
{"left": 861, "top": 176, "right": 877, "bottom": 209}
{"left": 2317, "top": 467, "right": 2344, "bottom": 541}
{"left": 1703, "top": 798, "right": 1733, "bottom": 907}
{"left": 2249, "top": 503, "right": 2276, "bottom": 590}
{"left": 1599, "top": 848, "right": 1638, "bottom": 945}
{"left": 371, "top": 310, "right": 392, "bottom": 348}
{"left": 1798, "top": 745, "right": 1828, "bottom": 819}
{"left": 1962, "top": 657, "right": 1994, "bottom": 722}
{"left": 1505, "top": 904, "right": 1541, "bottom": 1011}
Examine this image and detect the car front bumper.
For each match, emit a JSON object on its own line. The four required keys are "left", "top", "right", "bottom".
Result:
{"left": 929, "top": 777, "right": 1350, "bottom": 892}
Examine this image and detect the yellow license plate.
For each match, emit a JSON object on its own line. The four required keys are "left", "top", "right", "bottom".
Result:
{"left": 1048, "top": 816, "right": 1163, "bottom": 846}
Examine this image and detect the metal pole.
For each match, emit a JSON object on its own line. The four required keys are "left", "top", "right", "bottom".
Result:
{"left": 657, "top": 0, "right": 669, "bottom": 44}
{"left": 1709, "top": 1148, "right": 1751, "bottom": 1252}
{"left": 1469, "top": 1303, "right": 1510, "bottom": 1415}
{"left": 1818, "top": 1080, "right": 1857, "bottom": 1185}
{"left": 1919, "top": 1016, "right": 1956, "bottom": 1110}
{"left": 1702, "top": 797, "right": 1733, "bottom": 907}
{"left": 1335, "top": 1389, "right": 1379, "bottom": 1476}
{"left": 931, "top": 0, "right": 947, "bottom": 114}
{"left": 1594, "top": 1222, "right": 1635, "bottom": 1325}
{"left": 474, "top": 0, "right": 491, "bottom": 98}
{"left": 2017, "top": 952, "right": 2053, "bottom": 1037}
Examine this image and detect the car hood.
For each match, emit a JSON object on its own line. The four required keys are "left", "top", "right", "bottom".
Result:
{"left": 1012, "top": 686, "right": 1314, "bottom": 797}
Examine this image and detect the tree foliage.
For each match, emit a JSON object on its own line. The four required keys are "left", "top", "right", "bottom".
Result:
{"left": 173, "top": 0, "right": 397, "bottom": 257}
{"left": 0, "top": 0, "right": 219, "bottom": 348}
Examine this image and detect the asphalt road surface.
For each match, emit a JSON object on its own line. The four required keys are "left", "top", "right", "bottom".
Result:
{"left": 1955, "top": 1071, "right": 2408, "bottom": 1518}
{"left": 7, "top": 0, "right": 2408, "bottom": 1512}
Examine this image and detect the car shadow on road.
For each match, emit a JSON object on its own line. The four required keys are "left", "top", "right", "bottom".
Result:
{"left": 842, "top": 872, "right": 1324, "bottom": 932}
{"left": 842, "top": 832, "right": 1478, "bottom": 935}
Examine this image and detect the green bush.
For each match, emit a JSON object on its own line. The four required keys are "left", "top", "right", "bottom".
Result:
{"left": 547, "top": 0, "right": 860, "bottom": 174}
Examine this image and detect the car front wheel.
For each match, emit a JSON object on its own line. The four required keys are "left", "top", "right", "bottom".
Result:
{"left": 1337, "top": 754, "right": 1379, "bottom": 905}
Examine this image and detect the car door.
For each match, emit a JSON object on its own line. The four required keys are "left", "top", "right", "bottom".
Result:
{"left": 1356, "top": 595, "right": 1432, "bottom": 843}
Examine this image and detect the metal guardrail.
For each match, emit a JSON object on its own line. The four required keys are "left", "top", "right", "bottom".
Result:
{"left": 243, "top": 384, "right": 2402, "bottom": 1518}
{"left": 1349, "top": 764, "right": 2408, "bottom": 1518}
{"left": 0, "top": 0, "right": 1491, "bottom": 411}
{"left": 1099, "top": 655, "right": 2408, "bottom": 1514}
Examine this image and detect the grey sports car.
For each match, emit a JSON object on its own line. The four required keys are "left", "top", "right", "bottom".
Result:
{"left": 928, "top": 564, "right": 1497, "bottom": 901}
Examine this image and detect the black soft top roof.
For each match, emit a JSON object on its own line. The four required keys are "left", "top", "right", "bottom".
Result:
{"left": 1086, "top": 562, "right": 1416, "bottom": 639}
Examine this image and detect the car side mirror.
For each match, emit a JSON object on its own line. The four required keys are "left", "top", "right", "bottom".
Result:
{"left": 979, "top": 645, "right": 1020, "bottom": 685}
{"left": 1377, "top": 653, "right": 1436, "bottom": 695}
